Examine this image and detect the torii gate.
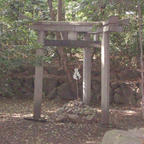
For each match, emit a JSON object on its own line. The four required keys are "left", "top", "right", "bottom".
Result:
{"left": 31, "top": 16, "right": 128, "bottom": 125}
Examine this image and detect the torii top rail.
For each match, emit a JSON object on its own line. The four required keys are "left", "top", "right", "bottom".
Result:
{"left": 31, "top": 16, "right": 128, "bottom": 125}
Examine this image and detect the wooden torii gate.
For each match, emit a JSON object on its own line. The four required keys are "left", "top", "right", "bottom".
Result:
{"left": 31, "top": 16, "right": 128, "bottom": 125}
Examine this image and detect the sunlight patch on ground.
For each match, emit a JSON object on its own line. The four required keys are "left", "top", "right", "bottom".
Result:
{"left": 86, "top": 140, "right": 97, "bottom": 144}
{"left": 123, "top": 110, "right": 137, "bottom": 116}
{"left": 110, "top": 109, "right": 137, "bottom": 116}
{"left": 11, "top": 113, "right": 23, "bottom": 118}
{"left": 43, "top": 109, "right": 59, "bottom": 113}
{"left": 0, "top": 113, "right": 11, "bottom": 122}
{"left": 11, "top": 113, "right": 33, "bottom": 118}
{"left": 0, "top": 113, "right": 33, "bottom": 119}
{"left": 95, "top": 108, "right": 101, "bottom": 113}
{"left": 23, "top": 113, "right": 33, "bottom": 118}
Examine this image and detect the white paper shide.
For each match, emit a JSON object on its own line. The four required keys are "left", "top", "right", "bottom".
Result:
{"left": 73, "top": 68, "right": 81, "bottom": 80}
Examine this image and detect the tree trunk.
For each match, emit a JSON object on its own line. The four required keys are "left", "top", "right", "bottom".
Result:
{"left": 47, "top": 0, "right": 56, "bottom": 21}
{"left": 57, "top": 0, "right": 76, "bottom": 98}
{"left": 136, "top": 31, "right": 141, "bottom": 68}
{"left": 138, "top": 4, "right": 144, "bottom": 119}
{"left": 48, "top": 0, "right": 76, "bottom": 98}
{"left": 47, "top": 0, "right": 61, "bottom": 64}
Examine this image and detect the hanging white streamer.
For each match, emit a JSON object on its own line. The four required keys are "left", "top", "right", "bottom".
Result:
{"left": 73, "top": 68, "right": 81, "bottom": 80}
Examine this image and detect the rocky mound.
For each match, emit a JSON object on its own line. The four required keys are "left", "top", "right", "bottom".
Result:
{"left": 53, "top": 100, "right": 99, "bottom": 123}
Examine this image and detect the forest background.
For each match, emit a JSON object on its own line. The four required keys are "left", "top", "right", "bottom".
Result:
{"left": 0, "top": 0, "right": 144, "bottom": 105}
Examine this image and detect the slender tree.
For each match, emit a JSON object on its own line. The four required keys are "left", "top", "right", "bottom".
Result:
{"left": 138, "top": 3, "right": 144, "bottom": 119}
{"left": 57, "top": 0, "right": 76, "bottom": 98}
{"left": 47, "top": 0, "right": 56, "bottom": 21}
{"left": 47, "top": 0, "right": 76, "bottom": 98}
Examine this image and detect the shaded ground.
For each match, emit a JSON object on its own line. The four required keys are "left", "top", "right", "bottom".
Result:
{"left": 0, "top": 98, "right": 144, "bottom": 144}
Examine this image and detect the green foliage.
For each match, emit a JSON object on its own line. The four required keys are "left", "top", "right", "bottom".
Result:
{"left": 0, "top": 0, "right": 143, "bottom": 97}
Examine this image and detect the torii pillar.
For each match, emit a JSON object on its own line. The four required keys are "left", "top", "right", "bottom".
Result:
{"left": 101, "top": 16, "right": 127, "bottom": 125}
{"left": 33, "top": 31, "right": 45, "bottom": 120}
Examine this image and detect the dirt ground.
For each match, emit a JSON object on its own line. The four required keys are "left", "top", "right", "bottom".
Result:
{"left": 0, "top": 97, "right": 144, "bottom": 144}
